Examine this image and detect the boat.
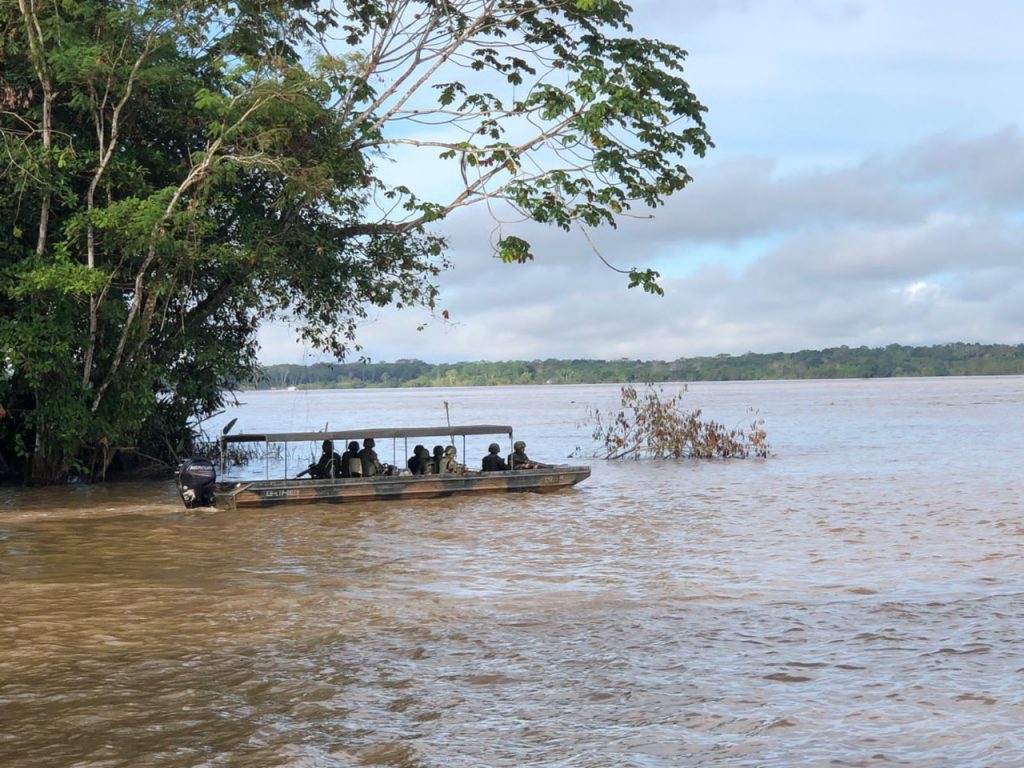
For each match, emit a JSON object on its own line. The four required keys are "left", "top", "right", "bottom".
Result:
{"left": 176, "top": 424, "right": 591, "bottom": 510}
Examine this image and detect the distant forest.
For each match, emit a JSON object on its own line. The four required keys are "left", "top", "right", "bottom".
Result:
{"left": 247, "top": 343, "right": 1024, "bottom": 390}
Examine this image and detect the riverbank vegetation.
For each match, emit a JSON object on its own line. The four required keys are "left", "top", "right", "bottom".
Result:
{"left": 251, "top": 343, "right": 1024, "bottom": 389}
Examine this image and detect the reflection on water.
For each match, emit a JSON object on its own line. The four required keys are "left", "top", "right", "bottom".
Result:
{"left": 2, "top": 378, "right": 1024, "bottom": 767}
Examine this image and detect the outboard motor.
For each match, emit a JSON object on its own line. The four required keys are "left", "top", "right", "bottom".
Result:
{"left": 177, "top": 458, "right": 217, "bottom": 509}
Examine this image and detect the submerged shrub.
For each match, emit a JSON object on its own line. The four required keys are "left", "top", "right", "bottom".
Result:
{"left": 587, "top": 384, "right": 769, "bottom": 460}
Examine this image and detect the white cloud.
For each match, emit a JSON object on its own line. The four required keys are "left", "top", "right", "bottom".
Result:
{"left": 899, "top": 281, "right": 940, "bottom": 303}
{"left": 258, "top": 2, "right": 1024, "bottom": 365}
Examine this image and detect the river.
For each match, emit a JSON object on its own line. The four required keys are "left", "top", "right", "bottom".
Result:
{"left": 1, "top": 377, "right": 1022, "bottom": 767}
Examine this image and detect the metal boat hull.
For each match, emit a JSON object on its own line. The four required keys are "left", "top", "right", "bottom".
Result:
{"left": 212, "top": 466, "right": 591, "bottom": 510}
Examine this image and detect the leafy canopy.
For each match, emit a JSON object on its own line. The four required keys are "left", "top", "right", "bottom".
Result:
{"left": 0, "top": 0, "right": 710, "bottom": 481}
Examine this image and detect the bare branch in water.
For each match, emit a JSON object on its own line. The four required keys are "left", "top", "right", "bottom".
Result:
{"left": 585, "top": 384, "right": 769, "bottom": 460}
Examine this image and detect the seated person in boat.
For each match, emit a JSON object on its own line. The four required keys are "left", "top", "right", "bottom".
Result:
{"left": 481, "top": 443, "right": 508, "bottom": 472}
{"left": 430, "top": 445, "right": 445, "bottom": 474}
{"left": 302, "top": 439, "right": 342, "bottom": 479}
{"left": 508, "top": 440, "right": 551, "bottom": 470}
{"left": 341, "top": 440, "right": 362, "bottom": 477}
{"left": 359, "top": 438, "right": 383, "bottom": 476}
{"left": 440, "top": 445, "right": 466, "bottom": 474}
{"left": 408, "top": 444, "right": 430, "bottom": 474}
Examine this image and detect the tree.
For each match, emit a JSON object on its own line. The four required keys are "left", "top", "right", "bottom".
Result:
{"left": 587, "top": 384, "right": 769, "bottom": 460}
{"left": 1, "top": 0, "right": 711, "bottom": 483}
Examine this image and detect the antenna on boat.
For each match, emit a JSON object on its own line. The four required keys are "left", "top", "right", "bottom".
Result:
{"left": 442, "top": 400, "right": 466, "bottom": 459}
{"left": 444, "top": 401, "right": 454, "bottom": 445}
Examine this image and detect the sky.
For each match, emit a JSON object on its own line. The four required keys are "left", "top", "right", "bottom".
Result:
{"left": 259, "top": 0, "right": 1024, "bottom": 365}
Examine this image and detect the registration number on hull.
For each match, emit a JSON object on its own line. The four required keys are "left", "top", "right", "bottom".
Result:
{"left": 261, "top": 488, "right": 303, "bottom": 499}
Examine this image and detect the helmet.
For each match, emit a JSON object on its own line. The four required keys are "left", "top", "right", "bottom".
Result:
{"left": 322, "top": 439, "right": 333, "bottom": 451}
{"left": 488, "top": 443, "right": 500, "bottom": 453}
{"left": 364, "top": 438, "right": 375, "bottom": 448}
{"left": 445, "top": 445, "right": 457, "bottom": 456}
{"left": 348, "top": 441, "right": 359, "bottom": 452}
{"left": 514, "top": 440, "right": 526, "bottom": 451}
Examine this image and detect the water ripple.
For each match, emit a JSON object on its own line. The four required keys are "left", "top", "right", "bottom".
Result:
{"left": 3, "top": 378, "right": 1024, "bottom": 766}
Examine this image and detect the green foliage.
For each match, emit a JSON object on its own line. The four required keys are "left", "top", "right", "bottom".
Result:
{"left": 628, "top": 268, "right": 664, "bottom": 296}
{"left": 497, "top": 236, "right": 534, "bottom": 264}
{"left": 1, "top": 0, "right": 711, "bottom": 482}
{"left": 587, "top": 384, "right": 769, "bottom": 460}
{"left": 5, "top": 253, "right": 107, "bottom": 296}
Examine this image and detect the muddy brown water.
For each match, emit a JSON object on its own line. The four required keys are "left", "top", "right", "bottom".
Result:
{"left": 2, "top": 379, "right": 1022, "bottom": 767}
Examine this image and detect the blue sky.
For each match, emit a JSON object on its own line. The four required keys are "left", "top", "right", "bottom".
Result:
{"left": 259, "top": 0, "right": 1024, "bottom": 364}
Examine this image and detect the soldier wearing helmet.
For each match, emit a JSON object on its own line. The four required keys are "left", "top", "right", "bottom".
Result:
{"left": 441, "top": 444, "right": 465, "bottom": 474}
{"left": 359, "top": 437, "right": 382, "bottom": 477}
{"left": 508, "top": 440, "right": 550, "bottom": 470}
{"left": 341, "top": 440, "right": 361, "bottom": 477}
{"left": 301, "top": 439, "right": 342, "bottom": 479}
{"left": 481, "top": 442, "right": 508, "bottom": 472}
{"left": 430, "top": 445, "right": 445, "bottom": 474}
{"left": 408, "top": 444, "right": 430, "bottom": 474}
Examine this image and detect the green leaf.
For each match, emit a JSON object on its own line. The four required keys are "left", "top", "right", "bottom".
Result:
{"left": 628, "top": 268, "right": 664, "bottom": 296}
{"left": 497, "top": 236, "right": 534, "bottom": 264}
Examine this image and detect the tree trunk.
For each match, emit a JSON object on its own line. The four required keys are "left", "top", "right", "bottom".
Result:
{"left": 17, "top": 0, "right": 54, "bottom": 258}
{"left": 27, "top": 409, "right": 71, "bottom": 485}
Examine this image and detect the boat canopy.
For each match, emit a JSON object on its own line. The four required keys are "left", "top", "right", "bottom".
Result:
{"left": 220, "top": 424, "right": 514, "bottom": 446}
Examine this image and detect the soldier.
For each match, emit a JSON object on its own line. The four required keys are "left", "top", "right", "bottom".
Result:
{"left": 508, "top": 440, "right": 550, "bottom": 470}
{"left": 359, "top": 437, "right": 383, "bottom": 477}
{"left": 301, "top": 439, "right": 342, "bottom": 478}
{"left": 341, "top": 440, "right": 361, "bottom": 477}
{"left": 481, "top": 443, "right": 508, "bottom": 472}
{"left": 441, "top": 445, "right": 465, "bottom": 474}
{"left": 430, "top": 445, "right": 445, "bottom": 474}
{"left": 408, "top": 444, "right": 430, "bottom": 474}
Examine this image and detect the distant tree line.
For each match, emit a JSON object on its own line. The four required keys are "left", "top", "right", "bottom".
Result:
{"left": 248, "top": 343, "right": 1024, "bottom": 390}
